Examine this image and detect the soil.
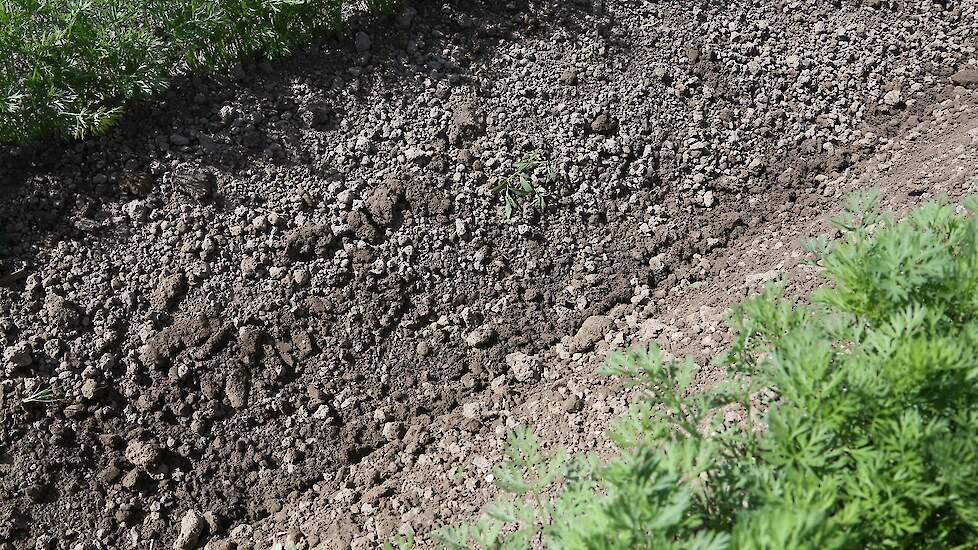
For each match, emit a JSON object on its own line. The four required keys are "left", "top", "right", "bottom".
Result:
{"left": 0, "top": 0, "right": 976, "bottom": 548}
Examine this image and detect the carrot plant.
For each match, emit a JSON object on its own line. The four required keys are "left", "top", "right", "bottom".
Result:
{"left": 0, "top": 0, "right": 362, "bottom": 143}
{"left": 437, "top": 191, "right": 978, "bottom": 548}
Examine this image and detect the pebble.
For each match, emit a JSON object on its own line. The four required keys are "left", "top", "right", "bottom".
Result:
{"left": 3, "top": 341, "right": 32, "bottom": 369}
{"left": 124, "top": 439, "right": 161, "bottom": 471}
{"left": 354, "top": 32, "right": 372, "bottom": 52}
{"left": 565, "top": 315, "right": 613, "bottom": 354}
{"left": 464, "top": 325, "right": 495, "bottom": 348}
{"left": 173, "top": 510, "right": 206, "bottom": 550}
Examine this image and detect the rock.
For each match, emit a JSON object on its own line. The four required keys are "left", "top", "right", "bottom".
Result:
{"left": 448, "top": 102, "right": 484, "bottom": 145}
{"left": 354, "top": 32, "right": 372, "bottom": 52}
{"left": 45, "top": 294, "right": 80, "bottom": 329}
{"left": 882, "top": 89, "right": 902, "bottom": 107}
{"left": 365, "top": 185, "right": 401, "bottom": 227}
{"left": 150, "top": 273, "right": 187, "bottom": 311}
{"left": 237, "top": 326, "right": 263, "bottom": 364}
{"left": 80, "top": 379, "right": 98, "bottom": 400}
{"left": 171, "top": 169, "right": 215, "bottom": 201}
{"left": 464, "top": 325, "right": 496, "bottom": 348}
{"left": 381, "top": 422, "right": 403, "bottom": 441}
{"left": 240, "top": 256, "right": 258, "bottom": 277}
{"left": 561, "top": 394, "right": 583, "bottom": 412}
{"left": 310, "top": 104, "right": 335, "bottom": 127}
{"left": 559, "top": 69, "right": 578, "bottom": 85}
{"left": 505, "top": 352, "right": 540, "bottom": 382}
{"left": 122, "top": 170, "right": 153, "bottom": 197}
{"left": 565, "top": 315, "right": 612, "bottom": 353}
{"left": 951, "top": 69, "right": 978, "bottom": 87}
{"left": 124, "top": 439, "right": 162, "bottom": 471}
{"left": 461, "top": 401, "right": 481, "bottom": 420}
{"left": 284, "top": 224, "right": 334, "bottom": 261}
{"left": 123, "top": 199, "right": 148, "bottom": 223}
{"left": 121, "top": 468, "right": 143, "bottom": 490}
{"left": 25, "top": 484, "right": 46, "bottom": 503}
{"left": 3, "top": 341, "right": 32, "bottom": 369}
{"left": 170, "top": 133, "right": 191, "bottom": 146}
{"left": 173, "top": 510, "right": 207, "bottom": 550}
{"left": 396, "top": 6, "right": 416, "bottom": 28}
{"left": 100, "top": 464, "right": 122, "bottom": 484}
{"left": 636, "top": 318, "right": 668, "bottom": 344}
{"left": 703, "top": 190, "right": 715, "bottom": 208}
{"left": 590, "top": 113, "right": 619, "bottom": 136}
{"left": 225, "top": 370, "right": 250, "bottom": 409}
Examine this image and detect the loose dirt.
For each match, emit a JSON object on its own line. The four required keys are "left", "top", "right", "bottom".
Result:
{"left": 1, "top": 0, "right": 976, "bottom": 548}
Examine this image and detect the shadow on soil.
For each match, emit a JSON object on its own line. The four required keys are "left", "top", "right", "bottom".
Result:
{"left": 0, "top": 0, "right": 594, "bottom": 276}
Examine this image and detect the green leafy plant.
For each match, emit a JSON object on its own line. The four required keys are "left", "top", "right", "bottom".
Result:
{"left": 382, "top": 531, "right": 416, "bottom": 550}
{"left": 492, "top": 152, "right": 557, "bottom": 219}
{"left": 438, "top": 191, "right": 978, "bottom": 548}
{"left": 366, "top": 0, "right": 405, "bottom": 15}
{"left": 0, "top": 0, "right": 403, "bottom": 143}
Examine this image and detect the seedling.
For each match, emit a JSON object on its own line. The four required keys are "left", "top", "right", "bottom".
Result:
{"left": 492, "top": 152, "right": 557, "bottom": 219}
{"left": 21, "top": 385, "right": 61, "bottom": 408}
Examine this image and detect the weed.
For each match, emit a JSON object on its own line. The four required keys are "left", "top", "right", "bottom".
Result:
{"left": 492, "top": 152, "right": 557, "bottom": 219}
{"left": 22, "top": 385, "right": 60, "bottom": 406}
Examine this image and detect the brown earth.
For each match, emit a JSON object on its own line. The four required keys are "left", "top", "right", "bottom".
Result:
{"left": 0, "top": 0, "right": 976, "bottom": 548}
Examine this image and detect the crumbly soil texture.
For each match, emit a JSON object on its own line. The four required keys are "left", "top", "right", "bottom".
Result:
{"left": 1, "top": 0, "right": 977, "bottom": 548}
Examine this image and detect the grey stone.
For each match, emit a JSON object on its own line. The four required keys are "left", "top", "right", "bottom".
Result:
{"left": 173, "top": 510, "right": 206, "bottom": 550}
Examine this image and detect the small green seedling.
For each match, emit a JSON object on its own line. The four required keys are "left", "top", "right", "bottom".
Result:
{"left": 450, "top": 464, "right": 466, "bottom": 481}
{"left": 492, "top": 152, "right": 557, "bottom": 219}
{"left": 22, "top": 385, "right": 59, "bottom": 405}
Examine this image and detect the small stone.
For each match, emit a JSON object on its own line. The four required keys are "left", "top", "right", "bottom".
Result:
{"left": 81, "top": 379, "right": 98, "bottom": 400}
{"left": 382, "top": 422, "right": 403, "bottom": 441}
{"left": 882, "top": 89, "right": 902, "bottom": 107}
{"left": 565, "top": 315, "right": 612, "bottom": 354}
{"left": 703, "top": 190, "right": 715, "bottom": 208}
{"left": 464, "top": 325, "right": 495, "bottom": 348}
{"left": 173, "top": 510, "right": 207, "bottom": 550}
{"left": 150, "top": 273, "right": 187, "bottom": 311}
{"left": 951, "top": 69, "right": 978, "bottom": 87}
{"left": 354, "top": 32, "right": 372, "bottom": 52}
{"left": 125, "top": 439, "right": 161, "bottom": 471}
{"left": 3, "top": 341, "right": 32, "bottom": 368}
{"left": 561, "top": 394, "right": 583, "bottom": 412}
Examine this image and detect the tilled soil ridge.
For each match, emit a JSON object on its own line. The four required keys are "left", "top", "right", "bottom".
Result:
{"left": 0, "top": 0, "right": 976, "bottom": 548}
